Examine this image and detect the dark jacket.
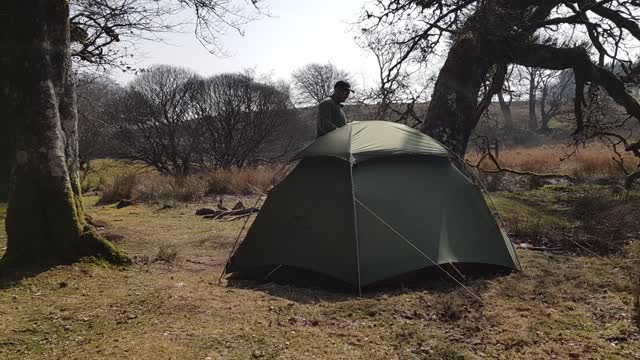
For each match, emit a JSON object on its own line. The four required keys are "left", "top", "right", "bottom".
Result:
{"left": 316, "top": 96, "right": 346, "bottom": 137}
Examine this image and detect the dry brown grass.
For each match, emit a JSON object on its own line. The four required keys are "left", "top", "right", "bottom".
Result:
{"left": 97, "top": 172, "right": 139, "bottom": 204}
{"left": 92, "top": 161, "right": 283, "bottom": 204}
{"left": 203, "top": 166, "right": 281, "bottom": 196}
{"left": 467, "top": 143, "right": 635, "bottom": 181}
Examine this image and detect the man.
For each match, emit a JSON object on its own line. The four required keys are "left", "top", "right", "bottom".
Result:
{"left": 316, "top": 80, "right": 352, "bottom": 137}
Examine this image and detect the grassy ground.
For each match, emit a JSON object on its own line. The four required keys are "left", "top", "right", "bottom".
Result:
{"left": 1, "top": 188, "right": 639, "bottom": 359}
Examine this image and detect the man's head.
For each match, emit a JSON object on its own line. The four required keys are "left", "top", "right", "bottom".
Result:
{"left": 332, "top": 80, "right": 352, "bottom": 103}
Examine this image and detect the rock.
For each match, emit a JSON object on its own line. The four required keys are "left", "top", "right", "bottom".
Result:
{"left": 232, "top": 201, "right": 246, "bottom": 210}
{"left": 195, "top": 208, "right": 217, "bottom": 216}
{"left": 217, "top": 198, "right": 229, "bottom": 211}
{"left": 116, "top": 199, "right": 133, "bottom": 209}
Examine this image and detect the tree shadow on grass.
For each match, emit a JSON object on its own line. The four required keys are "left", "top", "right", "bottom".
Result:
{"left": 0, "top": 261, "right": 61, "bottom": 290}
{"left": 225, "top": 263, "right": 514, "bottom": 304}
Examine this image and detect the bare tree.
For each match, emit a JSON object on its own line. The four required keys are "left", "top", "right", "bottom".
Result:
{"left": 291, "top": 63, "right": 354, "bottom": 106}
{"left": 497, "top": 92, "right": 514, "bottom": 130}
{"left": 523, "top": 67, "right": 542, "bottom": 131}
{"left": 195, "top": 73, "right": 293, "bottom": 168}
{"left": 539, "top": 70, "right": 573, "bottom": 131}
{"left": 76, "top": 73, "right": 123, "bottom": 171}
{"left": 70, "top": 0, "right": 265, "bottom": 70}
{"left": 356, "top": 33, "right": 432, "bottom": 127}
{"left": 497, "top": 66, "right": 520, "bottom": 131}
{"left": 108, "top": 65, "right": 202, "bottom": 175}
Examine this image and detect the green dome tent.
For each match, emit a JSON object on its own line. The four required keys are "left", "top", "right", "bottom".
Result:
{"left": 225, "top": 121, "right": 520, "bottom": 290}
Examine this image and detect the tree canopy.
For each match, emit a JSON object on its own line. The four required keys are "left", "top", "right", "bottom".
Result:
{"left": 360, "top": 0, "right": 640, "bottom": 158}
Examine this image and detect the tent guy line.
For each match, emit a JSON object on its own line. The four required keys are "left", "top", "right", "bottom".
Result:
{"left": 353, "top": 197, "right": 486, "bottom": 304}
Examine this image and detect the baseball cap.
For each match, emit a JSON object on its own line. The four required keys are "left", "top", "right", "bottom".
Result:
{"left": 334, "top": 80, "right": 355, "bottom": 93}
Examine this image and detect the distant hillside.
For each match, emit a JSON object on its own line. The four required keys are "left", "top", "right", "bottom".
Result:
{"left": 283, "top": 101, "right": 577, "bottom": 152}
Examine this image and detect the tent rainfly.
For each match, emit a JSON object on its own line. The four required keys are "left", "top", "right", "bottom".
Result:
{"left": 225, "top": 121, "right": 521, "bottom": 289}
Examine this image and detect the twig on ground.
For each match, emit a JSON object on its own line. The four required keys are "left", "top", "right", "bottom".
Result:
{"left": 201, "top": 207, "right": 260, "bottom": 220}
{"left": 221, "top": 213, "right": 254, "bottom": 222}
{"left": 516, "top": 243, "right": 562, "bottom": 252}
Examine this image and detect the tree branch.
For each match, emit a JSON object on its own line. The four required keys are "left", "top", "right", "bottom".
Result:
{"left": 509, "top": 44, "right": 640, "bottom": 132}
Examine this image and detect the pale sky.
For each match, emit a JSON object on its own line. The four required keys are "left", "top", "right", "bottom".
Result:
{"left": 114, "top": 0, "right": 379, "bottom": 88}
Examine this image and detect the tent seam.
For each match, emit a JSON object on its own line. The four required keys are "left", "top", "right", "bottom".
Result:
{"left": 348, "top": 124, "right": 363, "bottom": 295}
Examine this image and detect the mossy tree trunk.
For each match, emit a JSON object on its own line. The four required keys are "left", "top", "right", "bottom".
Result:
{"left": 421, "top": 25, "right": 493, "bottom": 156}
{"left": 0, "top": 0, "right": 129, "bottom": 267}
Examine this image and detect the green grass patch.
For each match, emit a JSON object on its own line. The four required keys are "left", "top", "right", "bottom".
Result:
{"left": 491, "top": 192, "right": 566, "bottom": 228}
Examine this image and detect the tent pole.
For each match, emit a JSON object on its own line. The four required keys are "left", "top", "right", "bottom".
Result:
{"left": 349, "top": 161, "right": 362, "bottom": 296}
{"left": 264, "top": 264, "right": 283, "bottom": 280}
{"left": 347, "top": 124, "right": 362, "bottom": 296}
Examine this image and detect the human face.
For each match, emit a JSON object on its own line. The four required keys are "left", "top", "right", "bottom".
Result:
{"left": 335, "top": 88, "right": 351, "bottom": 103}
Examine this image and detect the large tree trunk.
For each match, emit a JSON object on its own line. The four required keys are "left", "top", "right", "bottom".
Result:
{"left": 497, "top": 92, "right": 513, "bottom": 130}
{"left": 421, "top": 33, "right": 492, "bottom": 156}
{"left": 0, "top": 0, "right": 129, "bottom": 267}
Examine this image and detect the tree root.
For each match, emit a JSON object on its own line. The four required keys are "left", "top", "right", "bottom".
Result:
{"left": 76, "top": 225, "right": 131, "bottom": 265}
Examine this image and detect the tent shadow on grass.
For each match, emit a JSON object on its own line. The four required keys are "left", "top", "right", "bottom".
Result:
{"left": 225, "top": 263, "right": 514, "bottom": 304}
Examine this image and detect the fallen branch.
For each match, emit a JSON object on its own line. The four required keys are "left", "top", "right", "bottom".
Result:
{"left": 220, "top": 213, "right": 255, "bottom": 222}
{"left": 516, "top": 243, "right": 562, "bottom": 252}
{"left": 624, "top": 168, "right": 640, "bottom": 189}
{"left": 185, "top": 259, "right": 217, "bottom": 266}
{"left": 204, "top": 207, "right": 260, "bottom": 220}
{"left": 467, "top": 151, "right": 577, "bottom": 182}
{"left": 480, "top": 168, "right": 577, "bottom": 182}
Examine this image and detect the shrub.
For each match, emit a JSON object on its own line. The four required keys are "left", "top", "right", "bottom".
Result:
{"left": 204, "top": 167, "right": 279, "bottom": 196}
{"left": 135, "top": 175, "right": 204, "bottom": 204}
{"left": 504, "top": 215, "right": 549, "bottom": 245}
{"left": 98, "top": 172, "right": 139, "bottom": 204}
{"left": 155, "top": 243, "right": 178, "bottom": 263}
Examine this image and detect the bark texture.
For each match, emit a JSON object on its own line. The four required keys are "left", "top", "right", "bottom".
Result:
{"left": 421, "top": 31, "right": 493, "bottom": 156}
{"left": 420, "top": 1, "right": 508, "bottom": 156}
{"left": 0, "top": 0, "right": 129, "bottom": 267}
